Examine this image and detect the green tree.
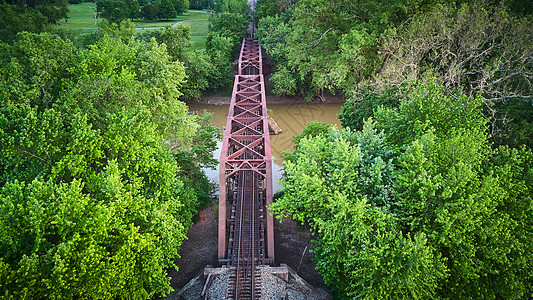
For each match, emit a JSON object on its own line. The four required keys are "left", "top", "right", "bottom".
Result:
{"left": 0, "top": 2, "right": 48, "bottom": 42}
{"left": 33, "top": 0, "right": 69, "bottom": 23}
{"left": 204, "top": 2, "right": 248, "bottom": 94}
{"left": 273, "top": 80, "right": 533, "bottom": 298}
{"left": 99, "top": 19, "right": 136, "bottom": 42}
{"left": 272, "top": 121, "right": 444, "bottom": 298}
{"left": 213, "top": 0, "right": 248, "bottom": 14}
{"left": 189, "top": 0, "right": 213, "bottom": 9}
{"left": 181, "top": 50, "right": 214, "bottom": 99}
{"left": 96, "top": 0, "right": 128, "bottom": 23}
{"left": 174, "top": 112, "right": 220, "bottom": 207}
{"left": 0, "top": 32, "right": 218, "bottom": 298}
{"left": 209, "top": 12, "right": 248, "bottom": 46}
{"left": 205, "top": 31, "right": 234, "bottom": 90}
{"left": 171, "top": 0, "right": 188, "bottom": 14}
{"left": 339, "top": 87, "right": 402, "bottom": 131}
{"left": 125, "top": 0, "right": 140, "bottom": 20}
{"left": 255, "top": 0, "right": 279, "bottom": 20}
{"left": 256, "top": 15, "right": 291, "bottom": 67}
{"left": 377, "top": 2, "right": 533, "bottom": 146}
{"left": 141, "top": 2, "right": 158, "bottom": 20}
{"left": 257, "top": 0, "right": 436, "bottom": 99}
{"left": 157, "top": 24, "right": 191, "bottom": 61}
{"left": 3, "top": 0, "right": 69, "bottom": 24}
{"left": 0, "top": 32, "right": 79, "bottom": 109}
{"left": 157, "top": 0, "right": 177, "bottom": 20}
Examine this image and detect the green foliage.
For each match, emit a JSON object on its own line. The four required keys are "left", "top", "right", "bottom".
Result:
{"left": 269, "top": 67, "right": 297, "bottom": 96}
{"left": 99, "top": 19, "right": 136, "bottom": 42}
{"left": 32, "top": 0, "right": 69, "bottom": 24}
{"left": 274, "top": 81, "right": 533, "bottom": 298}
{"left": 182, "top": 49, "right": 214, "bottom": 99}
{"left": 494, "top": 98, "right": 533, "bottom": 149}
{"left": 96, "top": 0, "right": 129, "bottom": 23}
{"left": 213, "top": 0, "right": 248, "bottom": 14}
{"left": 203, "top": 3, "right": 249, "bottom": 93}
{"left": 390, "top": 99, "right": 531, "bottom": 298}
{"left": 125, "top": 0, "right": 140, "bottom": 20}
{"left": 257, "top": 0, "right": 435, "bottom": 99}
{"left": 141, "top": 2, "right": 158, "bottom": 20}
{"left": 209, "top": 12, "right": 248, "bottom": 43}
{"left": 255, "top": 0, "right": 279, "bottom": 20}
{"left": 0, "top": 168, "right": 188, "bottom": 298}
{"left": 256, "top": 15, "right": 290, "bottom": 65}
{"left": 157, "top": 24, "right": 191, "bottom": 61}
{"left": 382, "top": 2, "right": 533, "bottom": 103}
{"left": 174, "top": 113, "right": 220, "bottom": 207}
{"left": 1, "top": 0, "right": 69, "bottom": 30}
{"left": 157, "top": 0, "right": 178, "bottom": 20}
{"left": 290, "top": 120, "right": 331, "bottom": 145}
{"left": 189, "top": 0, "right": 213, "bottom": 10}
{"left": 134, "top": 24, "right": 217, "bottom": 99}
{"left": 374, "top": 80, "right": 487, "bottom": 148}
{"left": 0, "top": 32, "right": 79, "bottom": 108}
{"left": 205, "top": 31, "right": 235, "bottom": 90}
{"left": 256, "top": 0, "right": 533, "bottom": 131}
{"left": 340, "top": 87, "right": 402, "bottom": 131}
{"left": 272, "top": 121, "right": 443, "bottom": 298}
{"left": 139, "top": 0, "right": 188, "bottom": 20}
{"left": 0, "top": 32, "right": 219, "bottom": 298}
{"left": 171, "top": 0, "right": 189, "bottom": 15}
{"left": 0, "top": 2, "right": 50, "bottom": 43}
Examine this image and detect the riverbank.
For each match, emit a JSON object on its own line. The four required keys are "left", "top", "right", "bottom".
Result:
{"left": 189, "top": 92, "right": 345, "bottom": 106}
{"left": 166, "top": 201, "right": 330, "bottom": 298}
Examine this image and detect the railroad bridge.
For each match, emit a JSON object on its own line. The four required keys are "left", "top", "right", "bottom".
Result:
{"left": 217, "top": 35, "right": 275, "bottom": 298}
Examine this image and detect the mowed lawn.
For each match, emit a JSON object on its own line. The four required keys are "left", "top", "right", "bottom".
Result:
{"left": 57, "top": 3, "right": 99, "bottom": 29}
{"left": 57, "top": 4, "right": 209, "bottom": 48}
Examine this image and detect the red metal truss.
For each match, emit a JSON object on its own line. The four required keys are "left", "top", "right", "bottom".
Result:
{"left": 218, "top": 38, "right": 274, "bottom": 265}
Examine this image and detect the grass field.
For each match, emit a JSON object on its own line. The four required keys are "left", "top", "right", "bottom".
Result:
{"left": 57, "top": 4, "right": 209, "bottom": 48}
{"left": 57, "top": 3, "right": 99, "bottom": 29}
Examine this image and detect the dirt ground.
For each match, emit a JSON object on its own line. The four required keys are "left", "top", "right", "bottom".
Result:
{"left": 167, "top": 200, "right": 328, "bottom": 293}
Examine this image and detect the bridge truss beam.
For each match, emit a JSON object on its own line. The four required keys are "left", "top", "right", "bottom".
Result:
{"left": 218, "top": 37, "right": 274, "bottom": 267}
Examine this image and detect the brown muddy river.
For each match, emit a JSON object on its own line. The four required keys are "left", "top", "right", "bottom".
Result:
{"left": 188, "top": 102, "right": 343, "bottom": 193}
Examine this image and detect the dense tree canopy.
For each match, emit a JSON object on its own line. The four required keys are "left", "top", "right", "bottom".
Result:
{"left": 257, "top": 0, "right": 533, "bottom": 144}
{"left": 96, "top": 0, "right": 188, "bottom": 22}
{"left": 0, "top": 0, "right": 68, "bottom": 43}
{"left": 189, "top": 0, "right": 213, "bottom": 10}
{"left": 203, "top": 5, "right": 249, "bottom": 91}
{"left": 140, "top": 2, "right": 158, "bottom": 19}
{"left": 96, "top": 0, "right": 129, "bottom": 23}
{"left": 273, "top": 80, "right": 533, "bottom": 298}
{"left": 0, "top": 31, "right": 218, "bottom": 298}
{"left": 157, "top": 0, "right": 177, "bottom": 20}
{"left": 254, "top": 1, "right": 533, "bottom": 298}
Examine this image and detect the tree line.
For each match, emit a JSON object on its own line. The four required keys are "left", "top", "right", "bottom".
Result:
{"left": 256, "top": 0, "right": 533, "bottom": 148}
{"left": 257, "top": 0, "right": 533, "bottom": 298}
{"left": 275, "top": 82, "right": 532, "bottom": 299}
{"left": 96, "top": 0, "right": 189, "bottom": 23}
{"left": 0, "top": 0, "right": 251, "bottom": 298}
{"left": 1, "top": 0, "right": 69, "bottom": 42}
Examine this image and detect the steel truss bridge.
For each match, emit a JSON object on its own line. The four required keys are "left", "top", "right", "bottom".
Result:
{"left": 218, "top": 35, "right": 275, "bottom": 299}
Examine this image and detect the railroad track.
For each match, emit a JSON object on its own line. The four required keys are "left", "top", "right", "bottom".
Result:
{"left": 227, "top": 171, "right": 262, "bottom": 299}
{"left": 219, "top": 19, "right": 273, "bottom": 298}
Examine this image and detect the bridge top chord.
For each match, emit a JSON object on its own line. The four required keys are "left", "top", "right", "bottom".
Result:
{"left": 218, "top": 36, "right": 274, "bottom": 299}
{"left": 218, "top": 36, "right": 274, "bottom": 265}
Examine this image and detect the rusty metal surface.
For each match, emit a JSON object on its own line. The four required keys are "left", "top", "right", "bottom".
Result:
{"left": 218, "top": 36, "right": 274, "bottom": 299}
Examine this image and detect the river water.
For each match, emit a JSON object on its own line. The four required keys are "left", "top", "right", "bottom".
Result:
{"left": 188, "top": 102, "right": 343, "bottom": 193}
